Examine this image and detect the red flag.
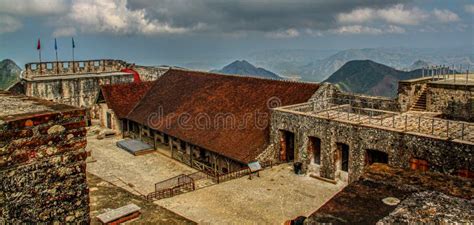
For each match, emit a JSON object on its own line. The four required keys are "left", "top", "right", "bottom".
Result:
{"left": 37, "top": 39, "right": 41, "bottom": 50}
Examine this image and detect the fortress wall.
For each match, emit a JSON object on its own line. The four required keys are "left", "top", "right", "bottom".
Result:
{"left": 134, "top": 66, "right": 169, "bottom": 81}
{"left": 26, "top": 73, "right": 134, "bottom": 110}
{"left": 270, "top": 109, "right": 473, "bottom": 183}
{"left": 0, "top": 95, "right": 89, "bottom": 223}
{"left": 427, "top": 83, "right": 474, "bottom": 122}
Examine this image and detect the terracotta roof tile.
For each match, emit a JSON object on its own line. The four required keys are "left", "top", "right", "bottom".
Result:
{"left": 126, "top": 69, "right": 320, "bottom": 163}
{"left": 100, "top": 81, "right": 154, "bottom": 118}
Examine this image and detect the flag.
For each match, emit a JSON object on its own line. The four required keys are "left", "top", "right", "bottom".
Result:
{"left": 37, "top": 39, "right": 41, "bottom": 50}
{"left": 72, "top": 38, "right": 75, "bottom": 48}
{"left": 54, "top": 38, "right": 58, "bottom": 50}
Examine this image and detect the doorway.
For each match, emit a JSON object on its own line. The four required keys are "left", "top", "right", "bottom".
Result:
{"left": 336, "top": 143, "right": 349, "bottom": 172}
{"left": 106, "top": 112, "right": 112, "bottom": 129}
{"left": 279, "top": 130, "right": 295, "bottom": 162}
{"left": 308, "top": 137, "right": 321, "bottom": 165}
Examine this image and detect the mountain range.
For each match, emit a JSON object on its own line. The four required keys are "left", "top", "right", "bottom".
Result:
{"left": 324, "top": 60, "right": 422, "bottom": 97}
{"left": 246, "top": 47, "right": 473, "bottom": 82}
{"left": 212, "top": 60, "right": 282, "bottom": 80}
{"left": 0, "top": 59, "right": 21, "bottom": 90}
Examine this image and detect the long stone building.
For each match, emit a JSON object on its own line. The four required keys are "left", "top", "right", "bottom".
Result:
{"left": 96, "top": 81, "right": 155, "bottom": 132}
{"left": 109, "top": 69, "right": 321, "bottom": 175}
{"left": 270, "top": 76, "right": 473, "bottom": 183}
{"left": 0, "top": 91, "right": 89, "bottom": 223}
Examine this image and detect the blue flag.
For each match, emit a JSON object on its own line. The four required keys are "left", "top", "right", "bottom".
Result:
{"left": 72, "top": 38, "right": 75, "bottom": 48}
{"left": 54, "top": 38, "right": 58, "bottom": 50}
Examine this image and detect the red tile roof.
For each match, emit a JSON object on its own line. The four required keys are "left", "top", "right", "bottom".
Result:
{"left": 100, "top": 81, "right": 154, "bottom": 118}
{"left": 127, "top": 69, "right": 320, "bottom": 163}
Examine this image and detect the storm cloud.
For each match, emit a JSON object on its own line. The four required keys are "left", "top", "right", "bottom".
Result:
{"left": 125, "top": 0, "right": 407, "bottom": 34}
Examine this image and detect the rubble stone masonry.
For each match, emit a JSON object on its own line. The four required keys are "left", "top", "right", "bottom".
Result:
{"left": 0, "top": 92, "right": 89, "bottom": 223}
{"left": 270, "top": 109, "right": 473, "bottom": 183}
{"left": 427, "top": 83, "right": 473, "bottom": 122}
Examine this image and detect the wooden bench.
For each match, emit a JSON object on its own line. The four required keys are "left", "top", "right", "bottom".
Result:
{"left": 96, "top": 203, "right": 141, "bottom": 224}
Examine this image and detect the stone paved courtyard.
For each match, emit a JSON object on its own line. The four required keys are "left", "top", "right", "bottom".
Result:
{"left": 155, "top": 164, "right": 346, "bottom": 224}
{"left": 86, "top": 133, "right": 345, "bottom": 224}
{"left": 86, "top": 136, "right": 196, "bottom": 195}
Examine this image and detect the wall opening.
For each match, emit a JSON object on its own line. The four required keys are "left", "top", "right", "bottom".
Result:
{"left": 106, "top": 112, "right": 112, "bottom": 129}
{"left": 308, "top": 137, "right": 321, "bottom": 165}
{"left": 366, "top": 149, "right": 388, "bottom": 166}
{"left": 336, "top": 143, "right": 349, "bottom": 172}
{"left": 409, "top": 157, "right": 429, "bottom": 172}
{"left": 279, "top": 130, "right": 295, "bottom": 162}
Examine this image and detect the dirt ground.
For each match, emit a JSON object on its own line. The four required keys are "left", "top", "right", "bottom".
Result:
{"left": 88, "top": 173, "right": 195, "bottom": 224}
{"left": 86, "top": 136, "right": 196, "bottom": 195}
{"left": 155, "top": 164, "right": 346, "bottom": 224}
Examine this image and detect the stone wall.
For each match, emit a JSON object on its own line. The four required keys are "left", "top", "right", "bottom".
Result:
{"left": 0, "top": 95, "right": 89, "bottom": 223}
{"left": 97, "top": 103, "right": 122, "bottom": 132}
{"left": 24, "top": 59, "right": 127, "bottom": 78}
{"left": 25, "top": 73, "right": 134, "bottom": 110}
{"left": 427, "top": 83, "right": 473, "bottom": 122}
{"left": 270, "top": 109, "right": 473, "bottom": 183}
{"left": 311, "top": 83, "right": 399, "bottom": 111}
{"left": 134, "top": 66, "right": 169, "bottom": 81}
{"left": 397, "top": 77, "right": 433, "bottom": 112}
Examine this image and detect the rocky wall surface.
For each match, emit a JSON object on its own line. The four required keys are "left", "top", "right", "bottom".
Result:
{"left": 310, "top": 83, "right": 399, "bottom": 111}
{"left": 270, "top": 109, "right": 473, "bottom": 182}
{"left": 0, "top": 109, "right": 89, "bottom": 223}
{"left": 427, "top": 83, "right": 473, "bottom": 122}
{"left": 397, "top": 78, "right": 432, "bottom": 112}
{"left": 134, "top": 66, "right": 169, "bottom": 81}
{"left": 25, "top": 73, "right": 134, "bottom": 109}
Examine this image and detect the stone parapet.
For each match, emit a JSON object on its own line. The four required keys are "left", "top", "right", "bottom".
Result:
{"left": 0, "top": 92, "right": 89, "bottom": 223}
{"left": 24, "top": 59, "right": 127, "bottom": 78}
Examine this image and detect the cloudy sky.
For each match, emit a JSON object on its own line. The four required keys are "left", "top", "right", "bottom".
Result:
{"left": 0, "top": 0, "right": 472, "bottom": 67}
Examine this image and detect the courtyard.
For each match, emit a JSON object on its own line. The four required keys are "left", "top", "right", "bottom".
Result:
{"left": 86, "top": 135, "right": 346, "bottom": 224}
{"left": 87, "top": 136, "right": 196, "bottom": 195}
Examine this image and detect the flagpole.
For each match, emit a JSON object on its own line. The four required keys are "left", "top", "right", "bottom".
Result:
{"left": 72, "top": 37, "right": 75, "bottom": 73}
{"left": 37, "top": 38, "right": 42, "bottom": 74}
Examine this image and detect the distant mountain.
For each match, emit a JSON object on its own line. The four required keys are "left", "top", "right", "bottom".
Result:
{"left": 406, "top": 60, "right": 431, "bottom": 71}
{"left": 212, "top": 60, "right": 282, "bottom": 79}
{"left": 324, "top": 60, "right": 422, "bottom": 97}
{"left": 296, "top": 47, "right": 473, "bottom": 82}
{"left": 0, "top": 59, "right": 21, "bottom": 90}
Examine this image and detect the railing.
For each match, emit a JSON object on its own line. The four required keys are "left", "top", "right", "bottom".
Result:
{"left": 418, "top": 65, "right": 472, "bottom": 84}
{"left": 279, "top": 98, "right": 473, "bottom": 143}
{"left": 145, "top": 174, "right": 195, "bottom": 201}
{"left": 24, "top": 59, "right": 128, "bottom": 78}
{"left": 216, "top": 168, "right": 251, "bottom": 183}
{"left": 146, "top": 181, "right": 194, "bottom": 201}
{"left": 144, "top": 160, "right": 280, "bottom": 201}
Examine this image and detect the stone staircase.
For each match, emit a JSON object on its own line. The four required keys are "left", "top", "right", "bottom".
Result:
{"left": 410, "top": 87, "right": 427, "bottom": 111}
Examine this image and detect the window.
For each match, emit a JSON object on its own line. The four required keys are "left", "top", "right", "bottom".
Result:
{"left": 366, "top": 149, "right": 388, "bottom": 165}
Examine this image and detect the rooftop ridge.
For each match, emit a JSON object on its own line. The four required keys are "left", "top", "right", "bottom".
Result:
{"left": 167, "top": 67, "right": 320, "bottom": 86}
{"left": 99, "top": 80, "right": 155, "bottom": 88}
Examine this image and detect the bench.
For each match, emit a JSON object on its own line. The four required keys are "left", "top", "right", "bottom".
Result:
{"left": 96, "top": 203, "right": 141, "bottom": 224}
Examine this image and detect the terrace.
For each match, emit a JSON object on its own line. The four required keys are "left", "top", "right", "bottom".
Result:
{"left": 277, "top": 98, "right": 474, "bottom": 144}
